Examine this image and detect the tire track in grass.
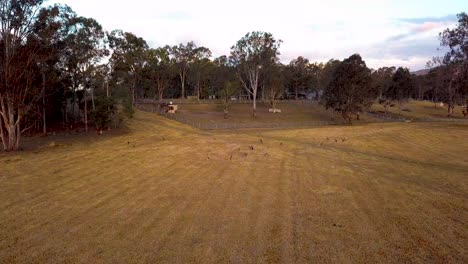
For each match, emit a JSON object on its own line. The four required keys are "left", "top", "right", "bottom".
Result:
{"left": 0, "top": 148, "right": 136, "bottom": 213}
{"left": 116, "top": 160, "right": 220, "bottom": 262}
{"left": 237, "top": 157, "right": 292, "bottom": 263}
{"left": 291, "top": 153, "right": 334, "bottom": 262}
{"left": 1, "top": 150, "right": 188, "bottom": 246}
{"left": 1, "top": 155, "right": 141, "bottom": 221}
{"left": 6, "top": 159, "right": 204, "bottom": 263}
{"left": 295, "top": 146, "right": 388, "bottom": 262}
{"left": 189, "top": 160, "right": 256, "bottom": 263}
{"left": 278, "top": 159, "right": 297, "bottom": 263}
{"left": 162, "top": 162, "right": 235, "bottom": 263}
{"left": 59, "top": 158, "right": 196, "bottom": 230}
{"left": 298, "top": 149, "right": 335, "bottom": 262}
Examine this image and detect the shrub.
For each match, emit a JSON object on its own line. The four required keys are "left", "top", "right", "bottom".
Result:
{"left": 91, "top": 97, "right": 116, "bottom": 131}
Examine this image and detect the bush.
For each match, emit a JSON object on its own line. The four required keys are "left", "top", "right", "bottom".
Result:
{"left": 91, "top": 97, "right": 116, "bottom": 130}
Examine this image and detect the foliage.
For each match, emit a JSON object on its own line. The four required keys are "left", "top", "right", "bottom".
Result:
{"left": 145, "top": 47, "right": 175, "bottom": 101}
{"left": 218, "top": 81, "right": 240, "bottom": 119}
{"left": 323, "top": 54, "right": 376, "bottom": 123}
{"left": 441, "top": 13, "right": 468, "bottom": 103}
{"left": 319, "top": 59, "right": 341, "bottom": 92}
{"left": 91, "top": 96, "right": 115, "bottom": 130}
{"left": 430, "top": 12, "right": 468, "bottom": 116}
{"left": 109, "top": 30, "right": 148, "bottom": 105}
{"left": 1, "top": 0, "right": 463, "bottom": 151}
{"left": 188, "top": 46, "right": 212, "bottom": 99}
{"left": 170, "top": 41, "right": 199, "bottom": 98}
{"left": 123, "top": 98, "right": 134, "bottom": 119}
{"left": 265, "top": 64, "right": 285, "bottom": 109}
{"left": 230, "top": 31, "right": 282, "bottom": 117}
{"left": 0, "top": 0, "right": 51, "bottom": 150}
{"left": 440, "top": 12, "right": 468, "bottom": 64}
{"left": 284, "top": 56, "right": 311, "bottom": 99}
{"left": 383, "top": 67, "right": 414, "bottom": 114}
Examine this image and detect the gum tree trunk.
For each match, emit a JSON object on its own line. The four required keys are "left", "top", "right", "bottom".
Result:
{"left": 0, "top": 97, "right": 21, "bottom": 151}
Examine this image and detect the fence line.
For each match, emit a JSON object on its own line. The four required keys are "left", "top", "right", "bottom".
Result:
{"left": 135, "top": 104, "right": 345, "bottom": 130}
{"left": 367, "top": 112, "right": 468, "bottom": 123}
{"left": 366, "top": 112, "right": 407, "bottom": 122}
{"left": 137, "top": 98, "right": 316, "bottom": 105}
{"left": 136, "top": 103, "right": 468, "bottom": 130}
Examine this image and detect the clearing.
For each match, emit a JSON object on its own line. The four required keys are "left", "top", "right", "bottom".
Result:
{"left": 0, "top": 110, "right": 467, "bottom": 263}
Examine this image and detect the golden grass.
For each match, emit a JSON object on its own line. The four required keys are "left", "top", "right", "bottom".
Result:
{"left": 1, "top": 110, "right": 467, "bottom": 263}
{"left": 371, "top": 100, "right": 467, "bottom": 120}
{"left": 175, "top": 101, "right": 378, "bottom": 125}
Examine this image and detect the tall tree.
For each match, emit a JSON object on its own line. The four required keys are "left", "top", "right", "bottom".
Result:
{"left": 439, "top": 12, "right": 468, "bottom": 113}
{"left": 266, "top": 64, "right": 285, "bottom": 111}
{"left": 427, "top": 61, "right": 460, "bottom": 116}
{"left": 285, "top": 56, "right": 310, "bottom": 100}
{"left": 189, "top": 46, "right": 212, "bottom": 99}
{"left": 307, "top": 62, "right": 322, "bottom": 100}
{"left": 230, "top": 31, "right": 281, "bottom": 117}
{"left": 372, "top": 66, "right": 396, "bottom": 114}
{"left": 170, "top": 41, "right": 197, "bottom": 99}
{"left": 145, "top": 47, "right": 174, "bottom": 102}
{"left": 0, "top": 0, "right": 45, "bottom": 150}
{"left": 212, "top": 55, "right": 236, "bottom": 97}
{"left": 109, "top": 30, "right": 148, "bottom": 106}
{"left": 318, "top": 59, "right": 341, "bottom": 96}
{"left": 31, "top": 4, "right": 75, "bottom": 135}
{"left": 323, "top": 54, "right": 376, "bottom": 123}
{"left": 372, "top": 67, "right": 396, "bottom": 99}
{"left": 384, "top": 67, "right": 414, "bottom": 115}
{"left": 218, "top": 81, "right": 240, "bottom": 119}
{"left": 63, "top": 16, "right": 107, "bottom": 132}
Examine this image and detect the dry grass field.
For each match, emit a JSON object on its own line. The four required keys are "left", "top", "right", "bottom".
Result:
{"left": 172, "top": 101, "right": 378, "bottom": 126}
{"left": 370, "top": 100, "right": 467, "bottom": 120}
{"left": 1, "top": 110, "right": 467, "bottom": 263}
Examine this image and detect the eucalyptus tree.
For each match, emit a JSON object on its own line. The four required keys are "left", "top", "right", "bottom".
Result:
{"left": 108, "top": 30, "right": 148, "bottom": 106}
{"left": 307, "top": 62, "right": 323, "bottom": 100}
{"left": 0, "top": 0, "right": 49, "bottom": 150}
{"left": 189, "top": 46, "right": 212, "bottom": 99}
{"left": 285, "top": 56, "right": 311, "bottom": 100}
{"left": 323, "top": 54, "right": 376, "bottom": 123}
{"left": 32, "top": 4, "right": 76, "bottom": 135}
{"left": 231, "top": 31, "right": 282, "bottom": 117}
{"left": 372, "top": 67, "right": 396, "bottom": 99}
{"left": 372, "top": 66, "right": 396, "bottom": 113}
{"left": 145, "top": 46, "right": 174, "bottom": 102}
{"left": 170, "top": 41, "right": 197, "bottom": 98}
{"left": 384, "top": 67, "right": 414, "bottom": 115}
{"left": 318, "top": 59, "right": 341, "bottom": 97}
{"left": 426, "top": 61, "right": 460, "bottom": 116}
{"left": 439, "top": 12, "right": 468, "bottom": 112}
{"left": 212, "top": 55, "right": 236, "bottom": 96}
{"left": 62, "top": 16, "right": 107, "bottom": 132}
{"left": 218, "top": 81, "right": 240, "bottom": 119}
{"left": 266, "top": 64, "right": 285, "bottom": 111}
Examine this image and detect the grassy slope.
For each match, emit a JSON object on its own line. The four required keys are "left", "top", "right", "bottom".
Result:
{"left": 174, "top": 101, "right": 378, "bottom": 125}
{"left": 370, "top": 100, "right": 467, "bottom": 120}
{"left": 168, "top": 100, "right": 468, "bottom": 126}
{"left": 0, "top": 111, "right": 467, "bottom": 263}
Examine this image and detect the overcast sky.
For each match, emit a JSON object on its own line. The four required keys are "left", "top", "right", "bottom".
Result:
{"left": 48, "top": 0, "right": 466, "bottom": 70}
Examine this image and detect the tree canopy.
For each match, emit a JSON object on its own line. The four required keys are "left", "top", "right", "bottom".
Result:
{"left": 0, "top": 0, "right": 465, "bottom": 151}
{"left": 323, "top": 54, "right": 375, "bottom": 123}
{"left": 230, "top": 31, "right": 281, "bottom": 117}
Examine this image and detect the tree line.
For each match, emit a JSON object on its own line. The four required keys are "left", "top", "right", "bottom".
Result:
{"left": 1, "top": 1, "right": 467, "bottom": 151}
